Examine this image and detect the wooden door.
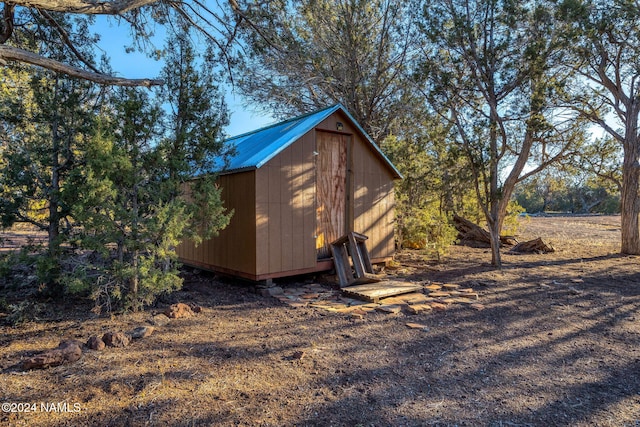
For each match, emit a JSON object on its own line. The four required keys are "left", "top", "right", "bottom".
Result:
{"left": 316, "top": 131, "right": 348, "bottom": 259}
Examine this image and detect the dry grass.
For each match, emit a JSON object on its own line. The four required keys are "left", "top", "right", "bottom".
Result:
{"left": 1, "top": 215, "right": 640, "bottom": 426}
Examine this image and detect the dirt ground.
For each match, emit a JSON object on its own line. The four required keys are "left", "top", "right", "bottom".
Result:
{"left": 1, "top": 215, "right": 639, "bottom": 426}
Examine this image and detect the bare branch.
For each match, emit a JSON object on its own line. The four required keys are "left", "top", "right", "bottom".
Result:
{"left": 37, "top": 8, "right": 102, "bottom": 74}
{"left": 0, "top": 44, "right": 163, "bottom": 86}
{"left": 7, "top": 0, "right": 160, "bottom": 15}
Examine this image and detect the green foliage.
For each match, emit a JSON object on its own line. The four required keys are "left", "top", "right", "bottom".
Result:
{"left": 66, "top": 29, "right": 231, "bottom": 312}
{"left": 234, "top": 0, "right": 416, "bottom": 140}
{"left": 0, "top": 14, "right": 102, "bottom": 294}
{"left": 397, "top": 205, "right": 458, "bottom": 262}
{"left": 502, "top": 200, "right": 526, "bottom": 237}
{"left": 416, "top": 0, "right": 586, "bottom": 267}
{"left": 515, "top": 169, "right": 621, "bottom": 214}
{"left": 382, "top": 125, "right": 465, "bottom": 261}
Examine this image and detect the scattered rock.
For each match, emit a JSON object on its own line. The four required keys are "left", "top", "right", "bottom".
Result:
{"left": 400, "top": 293, "right": 430, "bottom": 304}
{"left": 260, "top": 286, "right": 284, "bottom": 297}
{"left": 430, "top": 302, "right": 448, "bottom": 311}
{"left": 470, "top": 303, "right": 486, "bottom": 311}
{"left": 22, "top": 340, "right": 83, "bottom": 370}
{"left": 190, "top": 304, "right": 203, "bottom": 313}
{"left": 301, "top": 293, "right": 320, "bottom": 299}
{"left": 102, "top": 331, "right": 130, "bottom": 348}
{"left": 129, "top": 326, "right": 155, "bottom": 339}
{"left": 407, "top": 304, "right": 432, "bottom": 314}
{"left": 151, "top": 314, "right": 171, "bottom": 327}
{"left": 406, "top": 322, "right": 429, "bottom": 331}
{"left": 427, "top": 291, "right": 451, "bottom": 298}
{"left": 376, "top": 304, "right": 402, "bottom": 314}
{"left": 164, "top": 303, "right": 194, "bottom": 319}
{"left": 86, "top": 335, "right": 106, "bottom": 351}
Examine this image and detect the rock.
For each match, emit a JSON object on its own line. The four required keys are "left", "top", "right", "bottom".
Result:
{"left": 260, "top": 286, "right": 284, "bottom": 297}
{"left": 427, "top": 291, "right": 451, "bottom": 298}
{"left": 470, "top": 303, "right": 486, "bottom": 311}
{"left": 129, "top": 326, "right": 154, "bottom": 339}
{"left": 376, "top": 304, "right": 402, "bottom": 314}
{"left": 86, "top": 335, "right": 106, "bottom": 351}
{"left": 151, "top": 314, "right": 171, "bottom": 326}
{"left": 407, "top": 304, "right": 433, "bottom": 314}
{"left": 429, "top": 302, "right": 448, "bottom": 311}
{"left": 406, "top": 322, "right": 429, "bottom": 331}
{"left": 189, "top": 304, "right": 203, "bottom": 313}
{"left": 22, "top": 340, "right": 82, "bottom": 370}
{"left": 286, "top": 301, "right": 308, "bottom": 308}
{"left": 102, "top": 331, "right": 130, "bottom": 348}
{"left": 301, "top": 293, "right": 320, "bottom": 299}
{"left": 400, "top": 293, "right": 430, "bottom": 304}
{"left": 164, "top": 303, "right": 194, "bottom": 319}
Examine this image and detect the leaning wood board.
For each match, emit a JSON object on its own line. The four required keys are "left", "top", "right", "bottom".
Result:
{"left": 342, "top": 281, "right": 423, "bottom": 303}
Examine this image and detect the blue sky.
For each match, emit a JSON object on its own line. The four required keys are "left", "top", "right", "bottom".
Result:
{"left": 92, "top": 16, "right": 274, "bottom": 138}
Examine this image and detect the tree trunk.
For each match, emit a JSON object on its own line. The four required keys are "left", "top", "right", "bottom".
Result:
{"left": 620, "top": 137, "right": 640, "bottom": 254}
{"left": 48, "top": 90, "right": 61, "bottom": 259}
{"left": 488, "top": 221, "right": 502, "bottom": 267}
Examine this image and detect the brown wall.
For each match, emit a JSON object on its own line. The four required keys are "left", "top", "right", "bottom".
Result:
{"left": 255, "top": 131, "right": 317, "bottom": 276}
{"left": 176, "top": 171, "right": 257, "bottom": 276}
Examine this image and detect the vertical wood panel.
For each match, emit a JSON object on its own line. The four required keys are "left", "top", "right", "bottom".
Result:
{"left": 268, "top": 164, "right": 282, "bottom": 273}
{"left": 279, "top": 146, "right": 294, "bottom": 271}
{"left": 176, "top": 171, "right": 257, "bottom": 276}
{"left": 255, "top": 167, "right": 270, "bottom": 275}
{"left": 291, "top": 136, "right": 305, "bottom": 268}
{"left": 316, "top": 131, "right": 347, "bottom": 258}
{"left": 301, "top": 132, "right": 317, "bottom": 268}
{"left": 351, "top": 132, "right": 396, "bottom": 260}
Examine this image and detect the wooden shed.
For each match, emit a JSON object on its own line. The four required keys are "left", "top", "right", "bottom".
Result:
{"left": 176, "top": 104, "right": 402, "bottom": 281}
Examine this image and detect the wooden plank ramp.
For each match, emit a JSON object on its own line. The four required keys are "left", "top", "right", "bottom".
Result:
{"left": 342, "top": 281, "right": 423, "bottom": 303}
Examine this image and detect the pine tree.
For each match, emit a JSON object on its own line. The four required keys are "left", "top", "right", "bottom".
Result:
{"left": 69, "top": 29, "right": 231, "bottom": 311}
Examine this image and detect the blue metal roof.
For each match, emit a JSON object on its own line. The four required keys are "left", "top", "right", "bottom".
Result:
{"left": 219, "top": 104, "right": 402, "bottom": 179}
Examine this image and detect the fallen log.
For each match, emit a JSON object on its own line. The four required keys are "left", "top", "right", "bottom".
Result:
{"left": 509, "top": 237, "right": 554, "bottom": 254}
{"left": 453, "top": 215, "right": 516, "bottom": 247}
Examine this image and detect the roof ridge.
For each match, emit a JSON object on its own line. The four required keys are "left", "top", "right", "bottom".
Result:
{"left": 226, "top": 103, "right": 341, "bottom": 142}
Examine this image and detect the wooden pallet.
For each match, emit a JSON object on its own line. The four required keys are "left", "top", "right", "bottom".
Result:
{"left": 330, "top": 232, "right": 382, "bottom": 288}
{"left": 342, "top": 281, "right": 424, "bottom": 303}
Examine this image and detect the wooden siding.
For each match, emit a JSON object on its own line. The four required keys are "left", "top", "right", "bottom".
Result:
{"left": 316, "top": 131, "right": 347, "bottom": 258}
{"left": 176, "top": 171, "right": 257, "bottom": 276}
{"left": 351, "top": 140, "right": 395, "bottom": 260}
{"left": 255, "top": 131, "right": 317, "bottom": 276}
{"left": 317, "top": 112, "right": 396, "bottom": 260}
